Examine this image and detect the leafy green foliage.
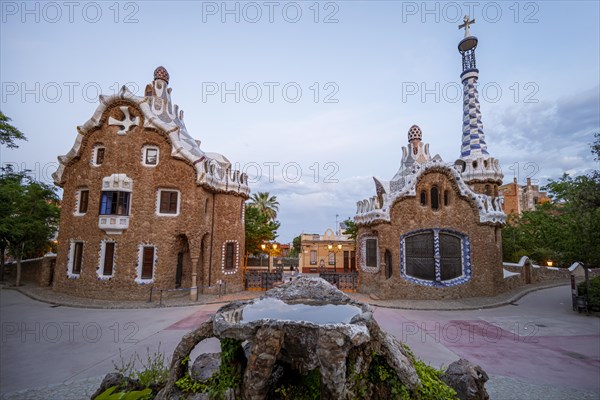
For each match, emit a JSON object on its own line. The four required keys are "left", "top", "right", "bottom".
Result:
{"left": 368, "top": 355, "right": 410, "bottom": 399}
{"left": 175, "top": 373, "right": 207, "bottom": 393}
{"left": 288, "top": 235, "right": 302, "bottom": 258}
{"left": 342, "top": 218, "right": 358, "bottom": 240}
{"left": 112, "top": 345, "right": 170, "bottom": 391}
{"left": 94, "top": 386, "right": 152, "bottom": 400}
{"left": 273, "top": 367, "right": 321, "bottom": 400}
{"left": 248, "top": 191, "right": 280, "bottom": 220}
{"left": 0, "top": 167, "right": 60, "bottom": 285}
{"left": 578, "top": 276, "right": 600, "bottom": 311}
{"left": 401, "top": 344, "right": 458, "bottom": 400}
{"left": 0, "top": 112, "right": 27, "bottom": 149}
{"left": 245, "top": 205, "right": 280, "bottom": 255}
{"left": 502, "top": 135, "right": 600, "bottom": 267}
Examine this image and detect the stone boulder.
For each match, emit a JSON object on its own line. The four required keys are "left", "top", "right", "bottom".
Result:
{"left": 190, "top": 353, "right": 221, "bottom": 381}
{"left": 90, "top": 372, "right": 144, "bottom": 399}
{"left": 442, "top": 358, "right": 490, "bottom": 400}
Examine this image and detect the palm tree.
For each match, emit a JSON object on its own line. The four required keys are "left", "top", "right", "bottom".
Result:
{"left": 248, "top": 192, "right": 279, "bottom": 220}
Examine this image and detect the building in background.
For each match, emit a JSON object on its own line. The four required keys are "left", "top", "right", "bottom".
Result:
{"left": 499, "top": 177, "right": 550, "bottom": 215}
{"left": 52, "top": 67, "right": 249, "bottom": 301}
{"left": 299, "top": 228, "right": 356, "bottom": 274}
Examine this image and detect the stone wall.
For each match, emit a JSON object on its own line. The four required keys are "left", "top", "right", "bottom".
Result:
{"left": 52, "top": 102, "right": 245, "bottom": 301}
{"left": 4, "top": 254, "right": 56, "bottom": 286}
{"left": 358, "top": 171, "right": 504, "bottom": 300}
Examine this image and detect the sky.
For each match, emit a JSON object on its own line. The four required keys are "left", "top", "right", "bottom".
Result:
{"left": 1, "top": 0, "right": 599, "bottom": 243}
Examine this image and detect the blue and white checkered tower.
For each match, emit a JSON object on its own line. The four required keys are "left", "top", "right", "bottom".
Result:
{"left": 455, "top": 16, "right": 503, "bottom": 190}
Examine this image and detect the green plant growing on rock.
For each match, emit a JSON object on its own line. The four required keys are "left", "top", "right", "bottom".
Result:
{"left": 95, "top": 386, "right": 152, "bottom": 400}
{"left": 273, "top": 367, "right": 321, "bottom": 400}
{"left": 368, "top": 355, "right": 411, "bottom": 400}
{"left": 111, "top": 344, "right": 170, "bottom": 393}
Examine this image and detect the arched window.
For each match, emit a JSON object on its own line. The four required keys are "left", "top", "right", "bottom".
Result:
{"left": 401, "top": 229, "right": 471, "bottom": 286}
{"left": 444, "top": 190, "right": 450, "bottom": 206}
{"left": 430, "top": 187, "right": 439, "bottom": 210}
{"left": 420, "top": 190, "right": 427, "bottom": 206}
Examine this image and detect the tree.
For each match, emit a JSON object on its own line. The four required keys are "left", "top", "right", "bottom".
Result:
{"left": 502, "top": 134, "right": 600, "bottom": 267}
{"left": 0, "top": 112, "right": 27, "bottom": 149}
{"left": 341, "top": 218, "right": 358, "bottom": 240}
{"left": 0, "top": 169, "right": 60, "bottom": 285}
{"left": 248, "top": 192, "right": 279, "bottom": 220}
{"left": 288, "top": 235, "right": 301, "bottom": 258}
{"left": 244, "top": 205, "right": 280, "bottom": 256}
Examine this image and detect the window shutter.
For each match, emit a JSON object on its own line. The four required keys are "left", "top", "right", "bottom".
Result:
{"left": 225, "top": 243, "right": 235, "bottom": 270}
{"left": 366, "top": 239, "right": 377, "bottom": 267}
{"left": 79, "top": 190, "right": 89, "bottom": 213}
{"left": 103, "top": 242, "right": 115, "bottom": 276}
{"left": 405, "top": 233, "right": 435, "bottom": 280}
{"left": 141, "top": 247, "right": 154, "bottom": 279}
{"left": 439, "top": 233, "right": 462, "bottom": 280}
{"left": 73, "top": 242, "right": 83, "bottom": 274}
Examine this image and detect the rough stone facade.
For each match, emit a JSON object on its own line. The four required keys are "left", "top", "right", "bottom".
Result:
{"left": 357, "top": 168, "right": 504, "bottom": 300}
{"left": 52, "top": 67, "right": 249, "bottom": 300}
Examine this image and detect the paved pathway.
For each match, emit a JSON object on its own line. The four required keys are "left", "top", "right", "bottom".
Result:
{"left": 1, "top": 284, "right": 598, "bottom": 399}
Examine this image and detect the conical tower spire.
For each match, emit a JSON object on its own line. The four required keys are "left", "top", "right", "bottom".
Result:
{"left": 455, "top": 16, "right": 503, "bottom": 190}
{"left": 457, "top": 16, "right": 488, "bottom": 158}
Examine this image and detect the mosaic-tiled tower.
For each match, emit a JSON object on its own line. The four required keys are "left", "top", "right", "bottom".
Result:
{"left": 455, "top": 16, "right": 503, "bottom": 196}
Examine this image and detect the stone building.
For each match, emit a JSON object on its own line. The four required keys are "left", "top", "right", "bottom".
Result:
{"left": 499, "top": 177, "right": 550, "bottom": 215}
{"left": 52, "top": 67, "right": 250, "bottom": 300}
{"left": 299, "top": 228, "right": 356, "bottom": 274}
{"left": 354, "top": 19, "right": 507, "bottom": 299}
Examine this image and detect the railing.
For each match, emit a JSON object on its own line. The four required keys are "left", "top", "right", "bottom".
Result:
{"left": 147, "top": 286, "right": 193, "bottom": 306}
{"left": 244, "top": 269, "right": 284, "bottom": 290}
{"left": 319, "top": 272, "right": 359, "bottom": 292}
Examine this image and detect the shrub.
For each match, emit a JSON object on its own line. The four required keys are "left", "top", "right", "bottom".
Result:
{"left": 578, "top": 276, "right": 600, "bottom": 311}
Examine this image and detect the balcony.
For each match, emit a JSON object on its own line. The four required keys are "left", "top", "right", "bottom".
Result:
{"left": 99, "top": 216, "right": 129, "bottom": 234}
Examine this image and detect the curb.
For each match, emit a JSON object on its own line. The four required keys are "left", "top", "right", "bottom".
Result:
{"left": 358, "top": 281, "right": 571, "bottom": 311}
{"left": 2, "top": 284, "right": 262, "bottom": 310}
{"left": 3, "top": 280, "right": 571, "bottom": 311}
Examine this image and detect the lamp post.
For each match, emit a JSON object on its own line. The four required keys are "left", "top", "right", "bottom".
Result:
{"left": 327, "top": 243, "right": 343, "bottom": 273}
{"left": 261, "top": 242, "right": 278, "bottom": 272}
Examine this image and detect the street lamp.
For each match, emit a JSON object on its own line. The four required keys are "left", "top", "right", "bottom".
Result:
{"left": 261, "top": 242, "right": 279, "bottom": 272}
{"left": 327, "top": 243, "right": 343, "bottom": 273}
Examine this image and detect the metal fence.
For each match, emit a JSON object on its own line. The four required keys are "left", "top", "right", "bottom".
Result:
{"left": 244, "top": 269, "right": 284, "bottom": 290}
{"left": 319, "top": 272, "right": 360, "bottom": 292}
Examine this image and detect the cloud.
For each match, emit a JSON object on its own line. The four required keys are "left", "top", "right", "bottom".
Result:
{"left": 488, "top": 85, "right": 599, "bottom": 183}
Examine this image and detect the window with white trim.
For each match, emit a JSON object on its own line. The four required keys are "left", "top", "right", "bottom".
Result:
{"left": 328, "top": 253, "right": 335, "bottom": 265}
{"left": 100, "top": 191, "right": 131, "bottom": 216}
{"left": 92, "top": 145, "right": 105, "bottom": 166}
{"left": 221, "top": 241, "right": 239, "bottom": 274}
{"left": 156, "top": 189, "right": 180, "bottom": 216}
{"left": 401, "top": 229, "right": 471, "bottom": 286}
{"left": 74, "top": 189, "right": 89, "bottom": 215}
{"left": 98, "top": 241, "right": 116, "bottom": 277}
{"left": 142, "top": 145, "right": 159, "bottom": 166}
{"left": 310, "top": 250, "right": 317, "bottom": 265}
{"left": 68, "top": 240, "right": 84, "bottom": 276}
{"left": 360, "top": 236, "right": 379, "bottom": 273}
{"left": 224, "top": 243, "right": 235, "bottom": 270}
{"left": 136, "top": 245, "right": 156, "bottom": 283}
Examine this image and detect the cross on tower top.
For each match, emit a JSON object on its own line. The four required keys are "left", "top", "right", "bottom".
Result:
{"left": 458, "top": 15, "right": 475, "bottom": 37}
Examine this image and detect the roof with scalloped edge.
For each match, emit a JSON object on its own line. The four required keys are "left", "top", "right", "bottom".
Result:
{"left": 52, "top": 69, "right": 249, "bottom": 198}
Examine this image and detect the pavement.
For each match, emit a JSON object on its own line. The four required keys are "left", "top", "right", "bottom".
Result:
{"left": 1, "top": 281, "right": 598, "bottom": 399}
